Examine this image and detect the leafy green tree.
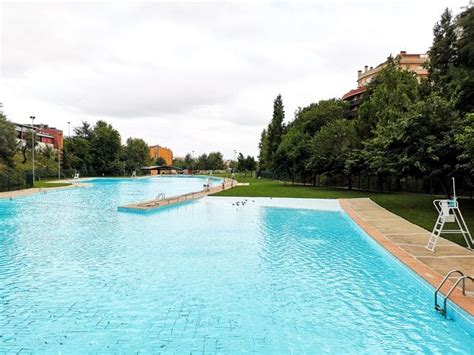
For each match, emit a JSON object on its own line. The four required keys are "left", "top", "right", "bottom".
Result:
{"left": 40, "top": 145, "right": 57, "bottom": 161}
{"left": 274, "top": 129, "right": 310, "bottom": 182}
{"left": 455, "top": 4, "right": 474, "bottom": 113}
{"left": 294, "top": 99, "right": 347, "bottom": 135}
{"left": 20, "top": 130, "right": 38, "bottom": 164}
{"left": 0, "top": 113, "right": 17, "bottom": 166}
{"left": 155, "top": 157, "right": 166, "bottom": 166}
{"left": 172, "top": 157, "right": 186, "bottom": 168}
{"left": 456, "top": 113, "right": 474, "bottom": 175}
{"left": 74, "top": 121, "right": 93, "bottom": 139}
{"left": 308, "top": 119, "right": 359, "bottom": 188}
{"left": 258, "top": 129, "right": 270, "bottom": 170}
{"left": 184, "top": 153, "right": 194, "bottom": 169}
{"left": 124, "top": 138, "right": 149, "bottom": 173}
{"left": 237, "top": 153, "right": 245, "bottom": 171}
{"left": 273, "top": 99, "right": 347, "bottom": 182}
{"left": 196, "top": 153, "right": 208, "bottom": 170}
{"left": 62, "top": 136, "right": 92, "bottom": 173}
{"left": 236, "top": 153, "right": 256, "bottom": 173}
{"left": 207, "top": 151, "right": 225, "bottom": 170}
{"left": 357, "top": 58, "right": 420, "bottom": 140}
{"left": 358, "top": 61, "right": 421, "bottom": 186}
{"left": 90, "top": 120, "right": 122, "bottom": 175}
{"left": 427, "top": 8, "right": 458, "bottom": 98}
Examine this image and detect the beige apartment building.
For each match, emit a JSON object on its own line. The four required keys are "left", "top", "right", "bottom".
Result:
{"left": 356, "top": 51, "right": 428, "bottom": 86}
{"left": 342, "top": 51, "right": 429, "bottom": 118}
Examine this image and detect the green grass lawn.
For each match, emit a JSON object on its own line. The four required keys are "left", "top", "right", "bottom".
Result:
{"left": 214, "top": 173, "right": 474, "bottom": 247}
{"left": 33, "top": 180, "right": 72, "bottom": 188}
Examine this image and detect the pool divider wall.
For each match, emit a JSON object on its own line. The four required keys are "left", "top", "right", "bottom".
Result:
{"left": 117, "top": 178, "right": 236, "bottom": 213}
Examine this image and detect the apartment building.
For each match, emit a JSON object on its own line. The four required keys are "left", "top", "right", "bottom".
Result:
{"left": 342, "top": 51, "right": 429, "bottom": 118}
{"left": 149, "top": 145, "right": 173, "bottom": 166}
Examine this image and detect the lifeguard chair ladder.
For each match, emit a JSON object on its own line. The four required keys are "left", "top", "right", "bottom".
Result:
{"left": 426, "top": 178, "right": 473, "bottom": 252}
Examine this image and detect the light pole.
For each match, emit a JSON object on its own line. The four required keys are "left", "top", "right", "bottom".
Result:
{"left": 30, "top": 116, "right": 36, "bottom": 184}
{"left": 233, "top": 149, "right": 237, "bottom": 174}
{"left": 68, "top": 121, "right": 71, "bottom": 137}
{"left": 58, "top": 142, "right": 61, "bottom": 180}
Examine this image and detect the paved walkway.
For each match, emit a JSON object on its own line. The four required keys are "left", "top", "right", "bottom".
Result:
{"left": 340, "top": 198, "right": 474, "bottom": 316}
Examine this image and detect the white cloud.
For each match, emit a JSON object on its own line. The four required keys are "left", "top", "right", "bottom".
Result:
{"left": 0, "top": 0, "right": 469, "bottom": 158}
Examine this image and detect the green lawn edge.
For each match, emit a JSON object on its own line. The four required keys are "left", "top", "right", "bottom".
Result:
{"left": 213, "top": 173, "right": 473, "bottom": 247}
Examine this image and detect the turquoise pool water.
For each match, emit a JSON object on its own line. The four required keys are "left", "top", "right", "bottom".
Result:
{"left": 0, "top": 177, "right": 473, "bottom": 353}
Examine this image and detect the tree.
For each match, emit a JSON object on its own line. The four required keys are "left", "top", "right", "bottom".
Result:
{"left": 308, "top": 119, "right": 359, "bottom": 188}
{"left": 294, "top": 99, "right": 347, "bottom": 135}
{"left": 184, "top": 153, "right": 194, "bottom": 169}
{"left": 196, "top": 154, "right": 208, "bottom": 170}
{"left": 124, "top": 138, "right": 149, "bottom": 173}
{"left": 19, "top": 130, "right": 38, "bottom": 164}
{"left": 155, "top": 157, "right": 166, "bottom": 166}
{"left": 258, "top": 129, "right": 270, "bottom": 170}
{"left": 237, "top": 153, "right": 246, "bottom": 171}
{"left": 90, "top": 120, "right": 122, "bottom": 175}
{"left": 236, "top": 153, "right": 256, "bottom": 173}
{"left": 427, "top": 8, "right": 458, "bottom": 98}
{"left": 0, "top": 113, "right": 17, "bottom": 166}
{"left": 456, "top": 113, "right": 474, "bottom": 175}
{"left": 274, "top": 128, "right": 310, "bottom": 182}
{"left": 62, "top": 136, "right": 92, "bottom": 173}
{"left": 207, "top": 151, "right": 225, "bottom": 170}
{"left": 74, "top": 121, "right": 93, "bottom": 139}
{"left": 265, "top": 94, "right": 286, "bottom": 171}
{"left": 358, "top": 61, "right": 421, "bottom": 185}
{"left": 272, "top": 99, "right": 347, "bottom": 182}
{"left": 455, "top": 4, "right": 474, "bottom": 113}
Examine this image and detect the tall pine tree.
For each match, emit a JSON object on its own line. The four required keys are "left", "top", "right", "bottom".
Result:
{"left": 266, "top": 94, "right": 285, "bottom": 171}
{"left": 427, "top": 8, "right": 458, "bottom": 98}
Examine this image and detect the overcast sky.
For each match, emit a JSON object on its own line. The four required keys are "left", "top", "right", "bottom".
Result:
{"left": 0, "top": 0, "right": 468, "bottom": 159}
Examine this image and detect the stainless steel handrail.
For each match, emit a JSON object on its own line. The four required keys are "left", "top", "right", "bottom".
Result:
{"left": 441, "top": 275, "right": 473, "bottom": 317}
{"left": 156, "top": 192, "right": 166, "bottom": 200}
{"left": 435, "top": 270, "right": 465, "bottom": 313}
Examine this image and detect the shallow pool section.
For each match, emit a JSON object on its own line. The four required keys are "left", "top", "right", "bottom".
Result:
{"left": 0, "top": 180, "right": 473, "bottom": 353}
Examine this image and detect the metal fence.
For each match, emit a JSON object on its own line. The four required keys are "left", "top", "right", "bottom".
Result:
{"left": 257, "top": 170, "right": 474, "bottom": 198}
{"left": 0, "top": 168, "right": 31, "bottom": 192}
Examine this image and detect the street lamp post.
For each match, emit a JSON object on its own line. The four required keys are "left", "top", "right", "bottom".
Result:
{"left": 58, "top": 144, "right": 61, "bottom": 180}
{"left": 233, "top": 150, "right": 237, "bottom": 174}
{"left": 30, "top": 116, "right": 36, "bottom": 184}
{"left": 68, "top": 121, "right": 71, "bottom": 137}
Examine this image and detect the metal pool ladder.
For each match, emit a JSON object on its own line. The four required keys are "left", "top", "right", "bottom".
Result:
{"left": 156, "top": 192, "right": 166, "bottom": 200}
{"left": 434, "top": 270, "right": 473, "bottom": 317}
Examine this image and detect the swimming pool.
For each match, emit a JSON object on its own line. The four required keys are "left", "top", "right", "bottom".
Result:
{"left": 0, "top": 177, "right": 473, "bottom": 352}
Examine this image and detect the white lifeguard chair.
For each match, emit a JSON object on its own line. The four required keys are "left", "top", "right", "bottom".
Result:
{"left": 131, "top": 170, "right": 137, "bottom": 178}
{"left": 426, "top": 178, "right": 473, "bottom": 252}
{"left": 73, "top": 172, "right": 80, "bottom": 179}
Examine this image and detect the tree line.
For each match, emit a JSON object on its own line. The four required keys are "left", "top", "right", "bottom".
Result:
{"left": 258, "top": 6, "right": 474, "bottom": 194}
{"left": 0, "top": 116, "right": 252, "bottom": 178}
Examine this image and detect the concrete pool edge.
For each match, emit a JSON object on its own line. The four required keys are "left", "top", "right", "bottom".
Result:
{"left": 340, "top": 198, "right": 474, "bottom": 318}
{"left": 0, "top": 182, "right": 91, "bottom": 200}
{"left": 118, "top": 178, "right": 236, "bottom": 212}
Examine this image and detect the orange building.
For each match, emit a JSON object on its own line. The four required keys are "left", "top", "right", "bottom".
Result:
{"left": 149, "top": 145, "right": 173, "bottom": 166}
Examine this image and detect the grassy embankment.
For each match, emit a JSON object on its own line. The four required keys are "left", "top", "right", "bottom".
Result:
{"left": 213, "top": 173, "right": 474, "bottom": 247}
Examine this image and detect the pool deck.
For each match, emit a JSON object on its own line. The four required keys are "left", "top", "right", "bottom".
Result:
{"left": 118, "top": 178, "right": 237, "bottom": 212}
{"left": 340, "top": 198, "right": 474, "bottom": 316}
